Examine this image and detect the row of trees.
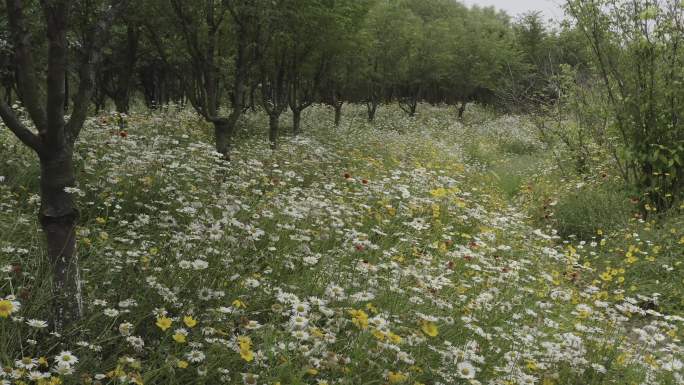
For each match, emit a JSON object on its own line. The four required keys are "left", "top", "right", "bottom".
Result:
{"left": 5, "top": 0, "right": 681, "bottom": 329}
{"left": 1, "top": 1, "right": 590, "bottom": 154}
{"left": 0, "top": 0, "right": 590, "bottom": 330}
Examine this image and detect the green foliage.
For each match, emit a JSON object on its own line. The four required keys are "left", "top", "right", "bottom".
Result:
{"left": 567, "top": 0, "right": 684, "bottom": 211}
{"left": 550, "top": 182, "right": 633, "bottom": 240}
{"left": 1, "top": 106, "right": 683, "bottom": 385}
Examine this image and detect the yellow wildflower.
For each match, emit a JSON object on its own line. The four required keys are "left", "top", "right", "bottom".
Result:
{"left": 388, "top": 332, "right": 403, "bottom": 344}
{"left": 232, "top": 299, "right": 247, "bottom": 308}
{"left": 0, "top": 299, "right": 17, "bottom": 318}
{"left": 599, "top": 271, "right": 613, "bottom": 282}
{"left": 155, "top": 316, "right": 172, "bottom": 331}
{"left": 420, "top": 320, "right": 438, "bottom": 337}
{"left": 183, "top": 315, "right": 197, "bottom": 328}
{"left": 172, "top": 333, "right": 186, "bottom": 343}
{"left": 238, "top": 335, "right": 254, "bottom": 362}
{"left": 348, "top": 309, "right": 369, "bottom": 330}
{"left": 177, "top": 360, "right": 189, "bottom": 369}
{"left": 387, "top": 371, "right": 408, "bottom": 383}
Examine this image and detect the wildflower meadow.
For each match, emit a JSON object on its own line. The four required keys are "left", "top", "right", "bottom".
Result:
{"left": 1, "top": 105, "right": 682, "bottom": 385}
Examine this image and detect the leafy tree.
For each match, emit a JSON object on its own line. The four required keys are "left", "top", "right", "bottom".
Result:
{"left": 166, "top": 0, "right": 258, "bottom": 158}
{"left": 0, "top": 0, "right": 126, "bottom": 329}
{"left": 567, "top": 0, "right": 684, "bottom": 211}
{"left": 317, "top": 0, "right": 374, "bottom": 126}
{"left": 358, "top": 1, "right": 416, "bottom": 121}
{"left": 448, "top": 6, "right": 516, "bottom": 117}
{"left": 96, "top": 12, "right": 141, "bottom": 114}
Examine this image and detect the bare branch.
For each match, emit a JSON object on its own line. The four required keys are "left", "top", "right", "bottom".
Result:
{"left": 0, "top": 101, "right": 43, "bottom": 152}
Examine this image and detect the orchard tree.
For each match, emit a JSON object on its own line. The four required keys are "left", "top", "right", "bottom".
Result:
{"left": 395, "top": 0, "right": 465, "bottom": 116}
{"left": 358, "top": 1, "right": 417, "bottom": 121}
{"left": 317, "top": 0, "right": 373, "bottom": 126}
{"left": 257, "top": 0, "right": 293, "bottom": 148}
{"left": 285, "top": 1, "right": 323, "bottom": 136}
{"left": 0, "top": 12, "right": 14, "bottom": 105}
{"left": 168, "top": 0, "right": 257, "bottom": 158}
{"left": 0, "top": 0, "right": 125, "bottom": 329}
{"left": 97, "top": 13, "right": 141, "bottom": 114}
{"left": 448, "top": 6, "right": 516, "bottom": 118}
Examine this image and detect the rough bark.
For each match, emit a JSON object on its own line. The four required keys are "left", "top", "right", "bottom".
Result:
{"left": 39, "top": 149, "right": 82, "bottom": 329}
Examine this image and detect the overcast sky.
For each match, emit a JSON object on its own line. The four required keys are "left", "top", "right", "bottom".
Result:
{"left": 463, "top": 0, "right": 565, "bottom": 21}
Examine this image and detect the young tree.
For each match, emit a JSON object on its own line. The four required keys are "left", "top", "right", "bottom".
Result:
{"left": 567, "top": 0, "right": 684, "bottom": 211}
{"left": 358, "top": 1, "right": 416, "bottom": 121}
{"left": 396, "top": 0, "right": 464, "bottom": 117}
{"left": 0, "top": 0, "right": 124, "bottom": 329}
{"left": 447, "top": 6, "right": 516, "bottom": 118}
{"left": 168, "top": 0, "right": 256, "bottom": 158}
{"left": 317, "top": 0, "right": 372, "bottom": 126}
{"left": 97, "top": 15, "right": 140, "bottom": 114}
{"left": 256, "top": 0, "right": 294, "bottom": 148}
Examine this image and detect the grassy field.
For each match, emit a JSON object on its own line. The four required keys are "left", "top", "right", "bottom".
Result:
{"left": 0, "top": 105, "right": 682, "bottom": 385}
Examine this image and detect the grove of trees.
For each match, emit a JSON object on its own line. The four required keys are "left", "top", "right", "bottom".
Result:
{"left": 1, "top": 0, "right": 683, "bottom": 329}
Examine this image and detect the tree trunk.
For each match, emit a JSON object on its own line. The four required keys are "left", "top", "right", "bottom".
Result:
{"left": 4, "top": 86, "right": 12, "bottom": 105}
{"left": 334, "top": 103, "right": 342, "bottom": 127}
{"left": 213, "top": 118, "right": 234, "bottom": 159}
{"left": 39, "top": 149, "right": 82, "bottom": 330}
{"left": 292, "top": 108, "right": 302, "bottom": 136}
{"left": 458, "top": 101, "right": 467, "bottom": 119}
{"left": 114, "top": 97, "right": 129, "bottom": 115}
{"left": 64, "top": 69, "right": 69, "bottom": 112}
{"left": 249, "top": 85, "right": 257, "bottom": 112}
{"left": 367, "top": 102, "right": 377, "bottom": 122}
{"left": 269, "top": 113, "right": 279, "bottom": 149}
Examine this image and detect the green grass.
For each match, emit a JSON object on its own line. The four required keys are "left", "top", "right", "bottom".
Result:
{"left": 550, "top": 181, "right": 634, "bottom": 240}
{"left": 0, "top": 104, "right": 682, "bottom": 385}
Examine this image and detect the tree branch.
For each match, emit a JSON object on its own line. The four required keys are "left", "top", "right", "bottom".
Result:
{"left": 66, "top": 0, "right": 129, "bottom": 142}
{"left": 0, "top": 101, "right": 43, "bottom": 152}
{"left": 6, "top": 0, "right": 48, "bottom": 135}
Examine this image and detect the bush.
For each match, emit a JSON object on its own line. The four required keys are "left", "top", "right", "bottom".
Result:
{"left": 551, "top": 182, "right": 634, "bottom": 240}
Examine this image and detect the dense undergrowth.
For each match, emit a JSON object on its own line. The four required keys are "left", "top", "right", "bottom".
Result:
{"left": 0, "top": 105, "right": 682, "bottom": 385}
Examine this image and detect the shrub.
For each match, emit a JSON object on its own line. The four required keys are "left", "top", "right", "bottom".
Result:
{"left": 551, "top": 182, "right": 634, "bottom": 240}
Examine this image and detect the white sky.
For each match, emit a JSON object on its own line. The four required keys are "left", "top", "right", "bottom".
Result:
{"left": 463, "top": 0, "right": 565, "bottom": 21}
